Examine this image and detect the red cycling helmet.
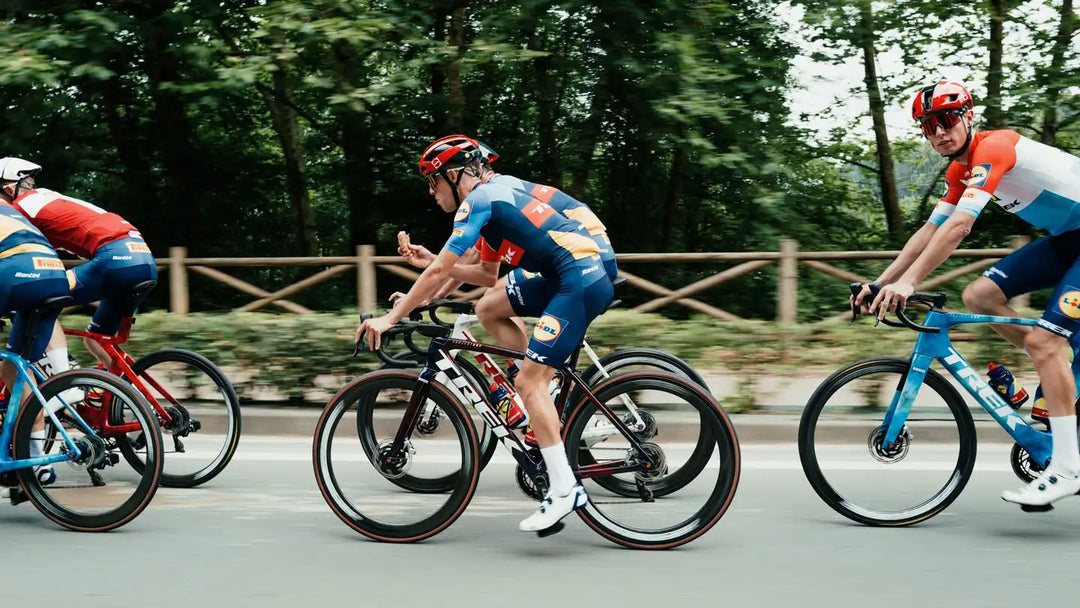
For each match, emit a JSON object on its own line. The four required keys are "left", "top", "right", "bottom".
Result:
{"left": 418, "top": 135, "right": 482, "bottom": 176}
{"left": 911, "top": 81, "right": 973, "bottom": 121}
{"left": 911, "top": 81, "right": 975, "bottom": 159}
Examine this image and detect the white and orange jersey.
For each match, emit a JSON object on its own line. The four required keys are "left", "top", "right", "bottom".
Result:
{"left": 927, "top": 130, "right": 1080, "bottom": 235}
{"left": 10, "top": 188, "right": 141, "bottom": 258}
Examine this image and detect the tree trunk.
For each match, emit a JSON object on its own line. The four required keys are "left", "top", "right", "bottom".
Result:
{"left": 526, "top": 10, "right": 560, "bottom": 186}
{"left": 138, "top": 0, "right": 199, "bottom": 248}
{"left": 264, "top": 67, "right": 318, "bottom": 256}
{"left": 858, "top": 0, "right": 902, "bottom": 239}
{"left": 984, "top": 0, "right": 1008, "bottom": 129}
{"left": 660, "top": 138, "right": 689, "bottom": 252}
{"left": 444, "top": 2, "right": 467, "bottom": 133}
{"left": 566, "top": 13, "right": 615, "bottom": 200}
{"left": 333, "top": 42, "right": 375, "bottom": 251}
{"left": 1040, "top": 0, "right": 1075, "bottom": 146}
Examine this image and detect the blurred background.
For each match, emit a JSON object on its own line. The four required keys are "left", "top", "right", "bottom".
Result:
{"left": 0, "top": 0, "right": 1076, "bottom": 403}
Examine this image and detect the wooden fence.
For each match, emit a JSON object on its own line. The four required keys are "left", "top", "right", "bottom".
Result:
{"left": 151, "top": 237, "right": 1032, "bottom": 322}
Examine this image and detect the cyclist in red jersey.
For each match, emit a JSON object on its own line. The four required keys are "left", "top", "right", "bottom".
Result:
{"left": 0, "top": 159, "right": 157, "bottom": 376}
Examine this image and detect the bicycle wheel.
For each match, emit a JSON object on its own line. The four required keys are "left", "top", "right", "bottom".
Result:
{"left": 799, "top": 357, "right": 977, "bottom": 526}
{"left": 114, "top": 348, "right": 242, "bottom": 488}
{"left": 577, "top": 348, "right": 709, "bottom": 391}
{"left": 564, "top": 371, "right": 740, "bottom": 549}
{"left": 314, "top": 369, "right": 479, "bottom": 542}
{"left": 15, "top": 369, "right": 163, "bottom": 532}
{"left": 356, "top": 362, "right": 494, "bottom": 494}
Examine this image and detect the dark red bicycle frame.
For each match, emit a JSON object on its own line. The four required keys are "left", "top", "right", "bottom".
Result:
{"left": 63, "top": 316, "right": 178, "bottom": 436}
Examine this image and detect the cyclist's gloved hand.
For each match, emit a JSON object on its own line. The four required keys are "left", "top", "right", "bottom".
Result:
{"left": 850, "top": 283, "right": 875, "bottom": 319}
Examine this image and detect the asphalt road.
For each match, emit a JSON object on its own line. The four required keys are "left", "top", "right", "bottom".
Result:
{"left": 3, "top": 437, "right": 1080, "bottom": 608}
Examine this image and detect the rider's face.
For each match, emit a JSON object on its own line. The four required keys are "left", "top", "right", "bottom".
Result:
{"left": 429, "top": 171, "right": 459, "bottom": 213}
{"left": 924, "top": 110, "right": 972, "bottom": 157}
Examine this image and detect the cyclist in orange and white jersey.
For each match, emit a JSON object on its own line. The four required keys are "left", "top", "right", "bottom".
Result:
{"left": 854, "top": 81, "right": 1080, "bottom": 509}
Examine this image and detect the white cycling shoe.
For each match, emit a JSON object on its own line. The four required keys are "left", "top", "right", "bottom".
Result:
{"left": 519, "top": 483, "right": 588, "bottom": 534}
{"left": 1002, "top": 469, "right": 1080, "bottom": 510}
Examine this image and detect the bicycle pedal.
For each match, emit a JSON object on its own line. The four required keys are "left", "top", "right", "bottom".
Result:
{"left": 536, "top": 521, "right": 565, "bottom": 538}
{"left": 1020, "top": 503, "right": 1054, "bottom": 513}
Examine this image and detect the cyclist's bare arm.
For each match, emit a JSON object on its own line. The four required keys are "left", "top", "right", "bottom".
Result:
{"left": 896, "top": 213, "right": 975, "bottom": 284}
{"left": 854, "top": 221, "right": 938, "bottom": 308}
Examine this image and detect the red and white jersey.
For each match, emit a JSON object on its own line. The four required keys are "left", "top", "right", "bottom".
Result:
{"left": 10, "top": 188, "right": 140, "bottom": 258}
{"left": 927, "top": 130, "right": 1080, "bottom": 235}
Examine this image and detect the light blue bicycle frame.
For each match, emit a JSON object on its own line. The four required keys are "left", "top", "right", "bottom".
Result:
{"left": 0, "top": 351, "right": 94, "bottom": 473}
{"left": 880, "top": 309, "right": 1059, "bottom": 467}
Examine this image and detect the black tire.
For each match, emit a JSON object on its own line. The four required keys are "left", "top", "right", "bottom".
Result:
{"left": 114, "top": 348, "right": 242, "bottom": 488}
{"left": 798, "top": 357, "right": 977, "bottom": 527}
{"left": 564, "top": 371, "right": 740, "bottom": 549}
{"left": 15, "top": 369, "right": 163, "bottom": 532}
{"left": 577, "top": 348, "right": 709, "bottom": 395}
{"left": 314, "top": 369, "right": 479, "bottom": 542}
{"left": 575, "top": 349, "right": 714, "bottom": 498}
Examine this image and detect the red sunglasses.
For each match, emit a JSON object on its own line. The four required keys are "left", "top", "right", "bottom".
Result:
{"left": 919, "top": 111, "right": 965, "bottom": 137}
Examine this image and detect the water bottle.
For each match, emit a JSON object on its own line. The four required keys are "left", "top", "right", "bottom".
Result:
{"left": 987, "top": 362, "right": 1029, "bottom": 408}
{"left": 489, "top": 382, "right": 528, "bottom": 429}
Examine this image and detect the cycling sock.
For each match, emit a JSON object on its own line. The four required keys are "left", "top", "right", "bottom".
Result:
{"left": 1049, "top": 415, "right": 1080, "bottom": 476}
{"left": 540, "top": 443, "right": 575, "bottom": 495}
{"left": 29, "top": 429, "right": 46, "bottom": 458}
{"left": 47, "top": 348, "right": 71, "bottom": 376}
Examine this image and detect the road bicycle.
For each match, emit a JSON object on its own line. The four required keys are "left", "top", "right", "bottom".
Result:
{"left": 0, "top": 295, "right": 163, "bottom": 530}
{"left": 799, "top": 282, "right": 1073, "bottom": 526}
{"left": 314, "top": 324, "right": 740, "bottom": 549}
{"left": 50, "top": 280, "right": 241, "bottom": 488}
{"left": 364, "top": 299, "right": 713, "bottom": 499}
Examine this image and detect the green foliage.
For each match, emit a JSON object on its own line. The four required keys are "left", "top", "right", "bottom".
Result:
{"left": 55, "top": 308, "right": 1038, "bottom": 403}
{"left": 0, "top": 0, "right": 1075, "bottom": 321}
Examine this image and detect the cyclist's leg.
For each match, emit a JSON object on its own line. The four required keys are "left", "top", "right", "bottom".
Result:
{"left": 1003, "top": 259, "right": 1080, "bottom": 505}
{"left": 519, "top": 260, "right": 613, "bottom": 531}
{"left": 476, "top": 268, "right": 557, "bottom": 353}
{"left": 3, "top": 254, "right": 72, "bottom": 482}
{"left": 40, "top": 251, "right": 107, "bottom": 373}
{"left": 77, "top": 238, "right": 158, "bottom": 367}
{"left": 965, "top": 232, "right": 1077, "bottom": 350}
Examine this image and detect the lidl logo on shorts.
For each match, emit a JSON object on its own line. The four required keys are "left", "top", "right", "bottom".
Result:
{"left": 454, "top": 201, "right": 471, "bottom": 222}
{"left": 452, "top": 228, "right": 464, "bottom": 237}
{"left": 126, "top": 241, "right": 151, "bottom": 253}
{"left": 533, "top": 315, "right": 565, "bottom": 342}
{"left": 1058, "top": 289, "right": 1080, "bottom": 319}
{"left": 32, "top": 257, "right": 63, "bottom": 270}
{"left": 962, "top": 164, "right": 991, "bottom": 187}
{"left": 66, "top": 269, "right": 79, "bottom": 290}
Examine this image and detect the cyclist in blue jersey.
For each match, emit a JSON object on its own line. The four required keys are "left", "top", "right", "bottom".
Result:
{"left": 358, "top": 135, "right": 614, "bottom": 534}
{"left": 856, "top": 81, "right": 1080, "bottom": 509}
{"left": 0, "top": 158, "right": 72, "bottom": 487}
{"left": 395, "top": 137, "right": 617, "bottom": 445}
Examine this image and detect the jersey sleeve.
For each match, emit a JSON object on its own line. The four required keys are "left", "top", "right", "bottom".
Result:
{"left": 954, "top": 133, "right": 1019, "bottom": 220}
{"left": 443, "top": 195, "right": 492, "bottom": 257}
{"left": 927, "top": 162, "right": 966, "bottom": 226}
{"left": 476, "top": 237, "right": 500, "bottom": 263}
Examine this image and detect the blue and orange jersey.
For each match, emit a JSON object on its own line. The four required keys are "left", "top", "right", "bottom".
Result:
{"left": 485, "top": 174, "right": 615, "bottom": 274}
{"left": 927, "top": 130, "right": 1080, "bottom": 235}
{"left": 443, "top": 175, "right": 601, "bottom": 277}
{"left": 0, "top": 201, "right": 58, "bottom": 257}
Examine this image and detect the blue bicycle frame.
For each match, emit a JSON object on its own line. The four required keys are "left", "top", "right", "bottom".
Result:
{"left": 880, "top": 309, "right": 1057, "bottom": 467}
{"left": 0, "top": 351, "right": 94, "bottom": 473}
